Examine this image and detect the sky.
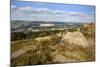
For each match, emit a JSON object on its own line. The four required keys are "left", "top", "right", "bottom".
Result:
{"left": 11, "top": 0, "right": 95, "bottom": 22}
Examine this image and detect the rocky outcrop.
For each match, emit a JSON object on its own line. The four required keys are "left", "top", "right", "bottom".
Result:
{"left": 62, "top": 31, "right": 88, "bottom": 48}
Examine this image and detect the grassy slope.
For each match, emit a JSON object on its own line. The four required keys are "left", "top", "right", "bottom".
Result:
{"left": 11, "top": 35, "right": 95, "bottom": 66}
{"left": 11, "top": 23, "right": 95, "bottom": 66}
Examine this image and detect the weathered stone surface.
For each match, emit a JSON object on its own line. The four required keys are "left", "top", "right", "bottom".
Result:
{"left": 53, "top": 54, "right": 67, "bottom": 63}
{"left": 62, "top": 31, "right": 88, "bottom": 48}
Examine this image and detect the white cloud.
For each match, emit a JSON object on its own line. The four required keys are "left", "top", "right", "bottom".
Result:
{"left": 11, "top": 6, "right": 95, "bottom": 22}
{"left": 18, "top": 6, "right": 34, "bottom": 11}
{"left": 11, "top": 5, "right": 17, "bottom": 8}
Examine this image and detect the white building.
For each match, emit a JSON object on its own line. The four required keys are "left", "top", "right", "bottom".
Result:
{"left": 40, "top": 24, "right": 55, "bottom": 27}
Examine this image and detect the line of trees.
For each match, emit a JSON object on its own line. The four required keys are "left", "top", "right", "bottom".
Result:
{"left": 11, "top": 30, "right": 65, "bottom": 41}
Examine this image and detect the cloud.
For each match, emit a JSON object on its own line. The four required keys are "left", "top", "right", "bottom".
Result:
{"left": 11, "top": 5, "right": 17, "bottom": 9}
{"left": 11, "top": 6, "right": 95, "bottom": 22}
{"left": 18, "top": 6, "right": 33, "bottom": 11}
